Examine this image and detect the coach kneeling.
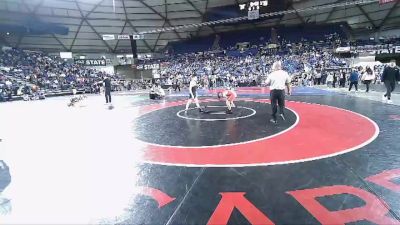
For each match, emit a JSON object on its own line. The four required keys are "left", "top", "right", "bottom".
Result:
{"left": 150, "top": 84, "right": 165, "bottom": 100}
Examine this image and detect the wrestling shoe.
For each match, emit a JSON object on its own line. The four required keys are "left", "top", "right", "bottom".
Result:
{"left": 387, "top": 99, "right": 393, "bottom": 104}
{"left": 226, "top": 109, "right": 233, "bottom": 114}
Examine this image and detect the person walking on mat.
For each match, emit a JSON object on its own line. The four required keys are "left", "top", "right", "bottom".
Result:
{"left": 381, "top": 60, "right": 400, "bottom": 104}
{"left": 362, "top": 66, "right": 375, "bottom": 93}
{"left": 348, "top": 68, "right": 359, "bottom": 92}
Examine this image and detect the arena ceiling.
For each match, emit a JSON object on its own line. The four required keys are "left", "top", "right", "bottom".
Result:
{"left": 0, "top": 0, "right": 399, "bottom": 53}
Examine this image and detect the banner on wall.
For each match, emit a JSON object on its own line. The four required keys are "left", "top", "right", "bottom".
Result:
{"left": 353, "top": 45, "right": 400, "bottom": 55}
{"left": 102, "top": 34, "right": 115, "bottom": 40}
{"left": 375, "top": 46, "right": 400, "bottom": 55}
{"left": 132, "top": 35, "right": 145, "bottom": 40}
{"left": 135, "top": 64, "right": 160, "bottom": 70}
{"left": 335, "top": 47, "right": 350, "bottom": 53}
{"left": 379, "top": 0, "right": 397, "bottom": 4}
{"left": 118, "top": 35, "right": 130, "bottom": 40}
{"left": 74, "top": 59, "right": 106, "bottom": 66}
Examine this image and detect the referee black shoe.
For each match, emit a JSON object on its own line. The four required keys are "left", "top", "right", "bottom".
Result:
{"left": 270, "top": 119, "right": 277, "bottom": 124}
{"left": 279, "top": 114, "right": 286, "bottom": 121}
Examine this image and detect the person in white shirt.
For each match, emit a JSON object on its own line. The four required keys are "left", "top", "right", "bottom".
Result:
{"left": 314, "top": 68, "right": 322, "bottom": 85}
{"left": 326, "top": 72, "right": 334, "bottom": 88}
{"left": 265, "top": 61, "right": 292, "bottom": 124}
{"left": 361, "top": 66, "right": 375, "bottom": 93}
{"left": 157, "top": 85, "right": 165, "bottom": 98}
{"left": 185, "top": 75, "right": 203, "bottom": 112}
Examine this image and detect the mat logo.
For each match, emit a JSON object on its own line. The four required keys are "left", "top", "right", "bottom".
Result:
{"left": 142, "top": 169, "right": 400, "bottom": 225}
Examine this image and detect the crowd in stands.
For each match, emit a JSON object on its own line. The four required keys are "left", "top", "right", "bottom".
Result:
{"left": 1, "top": 29, "right": 399, "bottom": 102}
{"left": 152, "top": 36, "right": 348, "bottom": 89}
{"left": 152, "top": 35, "right": 400, "bottom": 92}
{"left": 0, "top": 48, "right": 143, "bottom": 102}
{"left": 0, "top": 48, "right": 105, "bottom": 100}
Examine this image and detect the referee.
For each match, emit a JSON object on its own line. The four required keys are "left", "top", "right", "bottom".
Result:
{"left": 265, "top": 61, "right": 291, "bottom": 124}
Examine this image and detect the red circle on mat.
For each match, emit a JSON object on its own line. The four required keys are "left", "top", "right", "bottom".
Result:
{"left": 136, "top": 99, "right": 379, "bottom": 167}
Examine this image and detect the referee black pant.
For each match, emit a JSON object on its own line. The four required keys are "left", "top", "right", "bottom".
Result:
{"left": 270, "top": 89, "right": 285, "bottom": 121}
{"left": 105, "top": 89, "right": 111, "bottom": 103}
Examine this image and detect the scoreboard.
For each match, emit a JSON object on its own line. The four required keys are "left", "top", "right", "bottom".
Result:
{"left": 205, "top": 0, "right": 289, "bottom": 23}
{"left": 239, "top": 0, "right": 269, "bottom": 11}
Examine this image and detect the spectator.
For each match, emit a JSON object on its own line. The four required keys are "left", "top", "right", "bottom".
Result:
{"left": 332, "top": 72, "right": 338, "bottom": 88}
{"left": 326, "top": 72, "right": 334, "bottom": 88}
{"left": 348, "top": 68, "right": 359, "bottom": 92}
{"left": 381, "top": 60, "right": 400, "bottom": 104}
{"left": 361, "top": 66, "right": 375, "bottom": 93}
{"left": 339, "top": 70, "right": 347, "bottom": 88}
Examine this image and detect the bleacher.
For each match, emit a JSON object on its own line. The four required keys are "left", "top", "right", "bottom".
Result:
{"left": 167, "top": 23, "right": 348, "bottom": 55}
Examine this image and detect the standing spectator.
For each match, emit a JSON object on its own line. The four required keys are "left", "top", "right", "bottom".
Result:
{"left": 348, "top": 68, "right": 359, "bottom": 92}
{"left": 173, "top": 77, "right": 181, "bottom": 92}
{"left": 104, "top": 76, "right": 112, "bottom": 104}
{"left": 326, "top": 72, "right": 334, "bottom": 88}
{"left": 0, "top": 89, "right": 5, "bottom": 102}
{"left": 314, "top": 67, "right": 322, "bottom": 85}
{"left": 381, "top": 60, "right": 400, "bottom": 104}
{"left": 332, "top": 72, "right": 338, "bottom": 88}
{"left": 211, "top": 74, "right": 217, "bottom": 89}
{"left": 361, "top": 66, "right": 375, "bottom": 93}
{"left": 339, "top": 70, "right": 347, "bottom": 88}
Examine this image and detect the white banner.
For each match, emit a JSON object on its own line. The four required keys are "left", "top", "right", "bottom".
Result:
{"left": 335, "top": 47, "right": 350, "bottom": 53}
{"left": 132, "top": 34, "right": 145, "bottom": 40}
{"left": 118, "top": 35, "right": 130, "bottom": 40}
{"left": 136, "top": 64, "right": 160, "bottom": 70}
{"left": 102, "top": 34, "right": 115, "bottom": 40}
{"left": 355, "top": 45, "right": 400, "bottom": 55}
{"left": 74, "top": 59, "right": 106, "bottom": 66}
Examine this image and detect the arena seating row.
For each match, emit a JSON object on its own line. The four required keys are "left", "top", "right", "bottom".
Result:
{"left": 167, "top": 23, "right": 348, "bottom": 54}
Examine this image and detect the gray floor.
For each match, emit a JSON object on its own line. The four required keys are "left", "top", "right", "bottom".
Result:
{"left": 317, "top": 84, "right": 400, "bottom": 106}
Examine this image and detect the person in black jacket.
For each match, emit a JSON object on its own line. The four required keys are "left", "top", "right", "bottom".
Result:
{"left": 332, "top": 72, "right": 338, "bottom": 88}
{"left": 104, "top": 76, "right": 112, "bottom": 104}
{"left": 339, "top": 71, "right": 346, "bottom": 87}
{"left": 381, "top": 60, "right": 400, "bottom": 104}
